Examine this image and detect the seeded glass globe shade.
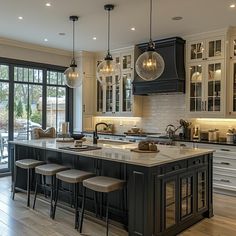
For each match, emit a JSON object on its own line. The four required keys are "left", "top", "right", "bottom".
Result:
{"left": 135, "top": 50, "right": 165, "bottom": 81}
{"left": 64, "top": 64, "right": 82, "bottom": 88}
{"left": 96, "top": 58, "right": 121, "bottom": 85}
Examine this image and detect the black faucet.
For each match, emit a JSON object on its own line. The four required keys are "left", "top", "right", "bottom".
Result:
{"left": 93, "top": 122, "right": 109, "bottom": 144}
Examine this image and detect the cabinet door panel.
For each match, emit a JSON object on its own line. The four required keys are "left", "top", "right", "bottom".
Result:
{"left": 206, "top": 60, "right": 223, "bottom": 112}
{"left": 180, "top": 175, "right": 194, "bottom": 220}
{"left": 188, "top": 64, "right": 204, "bottom": 112}
{"left": 197, "top": 169, "right": 207, "bottom": 211}
{"left": 164, "top": 179, "right": 177, "bottom": 229}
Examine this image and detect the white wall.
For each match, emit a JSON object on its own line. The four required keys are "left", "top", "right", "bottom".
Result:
{"left": 0, "top": 38, "right": 70, "bottom": 66}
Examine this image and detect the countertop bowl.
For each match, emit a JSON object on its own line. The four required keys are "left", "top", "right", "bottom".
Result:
{"left": 70, "top": 133, "right": 85, "bottom": 140}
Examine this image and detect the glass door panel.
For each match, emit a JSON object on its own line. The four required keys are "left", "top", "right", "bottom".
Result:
{"left": 180, "top": 176, "right": 193, "bottom": 219}
{"left": 233, "top": 39, "right": 236, "bottom": 57}
{"left": 165, "top": 180, "right": 176, "bottom": 229}
{"left": 190, "top": 42, "right": 204, "bottom": 60}
{"left": 197, "top": 170, "right": 207, "bottom": 211}
{"left": 97, "top": 79, "right": 104, "bottom": 113}
{"left": 233, "top": 63, "right": 236, "bottom": 111}
{"left": 122, "top": 73, "right": 132, "bottom": 112}
{"left": 14, "top": 84, "right": 42, "bottom": 140}
{"left": 208, "top": 40, "right": 222, "bottom": 58}
{"left": 115, "top": 75, "right": 120, "bottom": 112}
{"left": 122, "top": 54, "right": 132, "bottom": 70}
{"left": 46, "top": 86, "right": 66, "bottom": 132}
{"left": 189, "top": 65, "right": 203, "bottom": 112}
{"left": 0, "top": 79, "right": 9, "bottom": 171}
{"left": 207, "top": 62, "right": 222, "bottom": 112}
{"left": 105, "top": 76, "right": 113, "bottom": 112}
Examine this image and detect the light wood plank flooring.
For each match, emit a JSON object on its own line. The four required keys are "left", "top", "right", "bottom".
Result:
{"left": 0, "top": 176, "right": 236, "bottom": 236}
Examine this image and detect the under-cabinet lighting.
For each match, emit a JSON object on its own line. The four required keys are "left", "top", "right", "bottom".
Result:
{"left": 95, "top": 116, "right": 141, "bottom": 120}
{"left": 196, "top": 118, "right": 236, "bottom": 122}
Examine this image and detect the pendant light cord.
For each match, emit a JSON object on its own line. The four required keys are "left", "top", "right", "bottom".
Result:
{"left": 107, "top": 9, "right": 110, "bottom": 55}
{"left": 149, "top": 0, "right": 152, "bottom": 41}
{"left": 72, "top": 19, "right": 75, "bottom": 60}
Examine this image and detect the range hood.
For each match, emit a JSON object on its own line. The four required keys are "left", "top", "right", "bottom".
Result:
{"left": 133, "top": 37, "right": 185, "bottom": 95}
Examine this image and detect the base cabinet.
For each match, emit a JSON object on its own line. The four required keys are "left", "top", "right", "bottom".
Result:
{"left": 128, "top": 154, "right": 213, "bottom": 236}
{"left": 155, "top": 165, "right": 209, "bottom": 235}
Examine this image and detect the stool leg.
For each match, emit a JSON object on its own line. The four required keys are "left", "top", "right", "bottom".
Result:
{"left": 105, "top": 193, "right": 109, "bottom": 236}
{"left": 12, "top": 165, "right": 17, "bottom": 200}
{"left": 74, "top": 183, "right": 79, "bottom": 229}
{"left": 50, "top": 176, "right": 54, "bottom": 218}
{"left": 94, "top": 191, "right": 98, "bottom": 217}
{"left": 79, "top": 187, "right": 86, "bottom": 233}
{"left": 27, "top": 168, "right": 31, "bottom": 207}
{"left": 33, "top": 173, "right": 39, "bottom": 209}
{"left": 52, "top": 178, "right": 59, "bottom": 220}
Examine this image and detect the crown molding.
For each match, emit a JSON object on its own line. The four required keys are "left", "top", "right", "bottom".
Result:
{"left": 0, "top": 37, "right": 71, "bottom": 57}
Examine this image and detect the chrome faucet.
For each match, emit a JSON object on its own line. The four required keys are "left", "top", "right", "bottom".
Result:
{"left": 93, "top": 122, "right": 108, "bottom": 144}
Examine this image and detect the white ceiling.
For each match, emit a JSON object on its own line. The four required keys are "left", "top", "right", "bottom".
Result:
{"left": 0, "top": 0, "right": 235, "bottom": 52}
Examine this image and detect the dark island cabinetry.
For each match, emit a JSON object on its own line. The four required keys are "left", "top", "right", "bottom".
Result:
{"left": 128, "top": 155, "right": 213, "bottom": 236}
{"left": 10, "top": 142, "right": 213, "bottom": 236}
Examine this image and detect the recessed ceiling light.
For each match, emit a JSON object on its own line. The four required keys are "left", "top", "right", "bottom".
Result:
{"left": 131, "top": 27, "right": 136, "bottom": 31}
{"left": 58, "top": 32, "right": 66, "bottom": 36}
{"left": 172, "top": 16, "right": 183, "bottom": 21}
{"left": 18, "top": 16, "right": 23, "bottom": 20}
{"left": 45, "top": 2, "right": 51, "bottom": 7}
{"left": 93, "top": 37, "right": 97, "bottom": 40}
{"left": 44, "top": 38, "right": 48, "bottom": 42}
{"left": 230, "top": 4, "right": 235, "bottom": 8}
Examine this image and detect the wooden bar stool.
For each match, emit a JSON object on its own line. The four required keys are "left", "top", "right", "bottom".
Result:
{"left": 52, "top": 169, "right": 95, "bottom": 229}
{"left": 32, "top": 163, "right": 68, "bottom": 217}
{"left": 79, "top": 176, "right": 126, "bottom": 236}
{"left": 12, "top": 159, "right": 44, "bottom": 207}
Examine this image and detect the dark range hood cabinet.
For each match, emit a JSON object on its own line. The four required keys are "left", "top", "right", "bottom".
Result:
{"left": 133, "top": 37, "right": 186, "bottom": 95}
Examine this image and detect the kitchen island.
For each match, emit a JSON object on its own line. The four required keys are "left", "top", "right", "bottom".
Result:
{"left": 10, "top": 139, "right": 214, "bottom": 236}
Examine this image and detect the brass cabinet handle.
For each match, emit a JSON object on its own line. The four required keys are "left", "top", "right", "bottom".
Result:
{"left": 213, "top": 162, "right": 230, "bottom": 165}
{"left": 213, "top": 179, "right": 230, "bottom": 183}
{"left": 220, "top": 148, "right": 230, "bottom": 152}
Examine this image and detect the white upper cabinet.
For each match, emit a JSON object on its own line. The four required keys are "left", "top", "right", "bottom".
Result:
{"left": 186, "top": 30, "right": 227, "bottom": 117}
{"left": 95, "top": 47, "right": 142, "bottom": 117}
{"left": 187, "top": 36, "right": 225, "bottom": 63}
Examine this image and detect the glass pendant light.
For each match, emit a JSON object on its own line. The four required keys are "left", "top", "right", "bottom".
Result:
{"left": 96, "top": 4, "right": 121, "bottom": 85}
{"left": 135, "top": 0, "right": 165, "bottom": 81}
{"left": 64, "top": 15, "right": 82, "bottom": 88}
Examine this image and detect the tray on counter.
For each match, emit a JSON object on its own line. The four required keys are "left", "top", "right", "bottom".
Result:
{"left": 59, "top": 145, "right": 102, "bottom": 152}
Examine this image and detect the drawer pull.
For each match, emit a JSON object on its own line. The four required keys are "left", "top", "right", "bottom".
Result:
{"left": 193, "top": 159, "right": 201, "bottom": 165}
{"left": 220, "top": 148, "right": 230, "bottom": 152}
{"left": 213, "top": 179, "right": 231, "bottom": 183}
{"left": 213, "top": 162, "right": 230, "bottom": 165}
{"left": 172, "top": 165, "right": 179, "bottom": 171}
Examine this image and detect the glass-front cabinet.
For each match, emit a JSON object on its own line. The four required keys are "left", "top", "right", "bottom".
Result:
{"left": 187, "top": 59, "right": 224, "bottom": 116}
{"left": 188, "top": 37, "right": 224, "bottom": 62}
{"left": 96, "top": 48, "right": 142, "bottom": 116}
{"left": 229, "top": 36, "right": 236, "bottom": 115}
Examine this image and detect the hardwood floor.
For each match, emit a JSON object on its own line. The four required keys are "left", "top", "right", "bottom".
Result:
{"left": 0, "top": 176, "right": 235, "bottom": 236}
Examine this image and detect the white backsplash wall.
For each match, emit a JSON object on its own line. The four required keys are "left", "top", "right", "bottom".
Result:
{"left": 93, "top": 94, "right": 187, "bottom": 134}
{"left": 140, "top": 94, "right": 187, "bottom": 133}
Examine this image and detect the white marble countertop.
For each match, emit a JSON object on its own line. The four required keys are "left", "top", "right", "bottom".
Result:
{"left": 10, "top": 139, "right": 214, "bottom": 167}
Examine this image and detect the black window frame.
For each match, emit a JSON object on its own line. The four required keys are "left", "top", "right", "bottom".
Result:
{"left": 0, "top": 57, "right": 73, "bottom": 142}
